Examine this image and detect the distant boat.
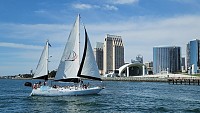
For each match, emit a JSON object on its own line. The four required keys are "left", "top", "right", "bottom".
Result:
{"left": 25, "top": 14, "right": 104, "bottom": 96}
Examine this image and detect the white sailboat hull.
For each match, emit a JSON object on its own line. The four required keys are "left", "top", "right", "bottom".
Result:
{"left": 30, "top": 86, "right": 103, "bottom": 96}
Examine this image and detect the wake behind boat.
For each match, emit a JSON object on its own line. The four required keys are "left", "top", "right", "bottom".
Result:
{"left": 25, "top": 14, "right": 104, "bottom": 96}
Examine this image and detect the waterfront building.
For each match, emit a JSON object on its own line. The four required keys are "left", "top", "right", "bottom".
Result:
{"left": 103, "top": 34, "right": 124, "bottom": 74}
{"left": 145, "top": 61, "right": 153, "bottom": 75}
{"left": 186, "top": 39, "right": 200, "bottom": 74}
{"left": 153, "top": 46, "right": 181, "bottom": 74}
{"left": 93, "top": 42, "right": 104, "bottom": 75}
{"left": 118, "top": 63, "right": 146, "bottom": 77}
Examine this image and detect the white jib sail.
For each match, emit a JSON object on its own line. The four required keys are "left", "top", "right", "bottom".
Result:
{"left": 55, "top": 15, "right": 80, "bottom": 81}
{"left": 33, "top": 41, "right": 49, "bottom": 79}
{"left": 80, "top": 29, "right": 101, "bottom": 79}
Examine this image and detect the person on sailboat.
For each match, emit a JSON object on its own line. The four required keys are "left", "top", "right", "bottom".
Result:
{"left": 87, "top": 82, "right": 89, "bottom": 88}
{"left": 38, "top": 81, "right": 41, "bottom": 86}
{"left": 32, "top": 83, "right": 37, "bottom": 89}
{"left": 43, "top": 81, "right": 47, "bottom": 86}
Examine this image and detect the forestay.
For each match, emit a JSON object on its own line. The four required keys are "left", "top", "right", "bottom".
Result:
{"left": 78, "top": 28, "right": 101, "bottom": 81}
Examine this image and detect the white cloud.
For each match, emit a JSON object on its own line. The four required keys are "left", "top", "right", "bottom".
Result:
{"left": 86, "top": 15, "right": 200, "bottom": 62}
{"left": 72, "top": 1, "right": 137, "bottom": 11}
{"left": 1, "top": 15, "right": 200, "bottom": 75}
{"left": 0, "top": 23, "right": 69, "bottom": 44}
{"left": 0, "top": 42, "right": 42, "bottom": 50}
{"left": 103, "top": 5, "right": 118, "bottom": 11}
{"left": 72, "top": 3, "right": 92, "bottom": 9}
{"left": 110, "top": 0, "right": 139, "bottom": 4}
{"left": 72, "top": 3, "right": 119, "bottom": 11}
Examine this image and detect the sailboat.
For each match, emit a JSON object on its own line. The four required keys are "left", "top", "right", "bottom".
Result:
{"left": 29, "top": 14, "right": 104, "bottom": 96}
{"left": 24, "top": 40, "right": 50, "bottom": 87}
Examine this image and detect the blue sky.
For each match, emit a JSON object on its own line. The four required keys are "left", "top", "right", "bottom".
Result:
{"left": 1, "top": 0, "right": 200, "bottom": 76}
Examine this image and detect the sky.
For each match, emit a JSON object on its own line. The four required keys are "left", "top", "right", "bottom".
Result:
{"left": 1, "top": 0, "right": 200, "bottom": 76}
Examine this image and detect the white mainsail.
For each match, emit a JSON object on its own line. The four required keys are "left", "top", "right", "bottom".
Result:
{"left": 33, "top": 41, "right": 49, "bottom": 79}
{"left": 54, "top": 15, "right": 80, "bottom": 81}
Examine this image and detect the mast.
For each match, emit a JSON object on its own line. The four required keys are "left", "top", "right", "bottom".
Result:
{"left": 77, "top": 27, "right": 87, "bottom": 78}
{"left": 46, "top": 40, "right": 50, "bottom": 81}
{"left": 77, "top": 27, "right": 102, "bottom": 81}
{"left": 33, "top": 40, "right": 49, "bottom": 80}
{"left": 78, "top": 14, "right": 80, "bottom": 66}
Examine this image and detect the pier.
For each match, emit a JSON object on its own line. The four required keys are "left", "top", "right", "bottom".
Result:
{"left": 102, "top": 76, "right": 200, "bottom": 86}
{"left": 102, "top": 77, "right": 167, "bottom": 82}
{"left": 168, "top": 78, "right": 200, "bottom": 85}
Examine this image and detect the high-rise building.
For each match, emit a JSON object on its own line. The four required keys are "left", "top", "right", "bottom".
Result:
{"left": 181, "top": 57, "right": 186, "bottom": 72}
{"left": 93, "top": 42, "right": 103, "bottom": 75}
{"left": 153, "top": 46, "right": 181, "bottom": 74}
{"left": 186, "top": 39, "right": 200, "bottom": 74}
{"left": 103, "top": 34, "right": 124, "bottom": 74}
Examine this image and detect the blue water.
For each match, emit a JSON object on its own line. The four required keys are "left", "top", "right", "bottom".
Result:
{"left": 1, "top": 79, "right": 200, "bottom": 113}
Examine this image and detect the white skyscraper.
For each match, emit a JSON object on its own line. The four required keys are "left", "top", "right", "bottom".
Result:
{"left": 103, "top": 34, "right": 124, "bottom": 74}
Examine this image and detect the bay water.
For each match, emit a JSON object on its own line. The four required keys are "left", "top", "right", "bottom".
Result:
{"left": 0, "top": 79, "right": 200, "bottom": 113}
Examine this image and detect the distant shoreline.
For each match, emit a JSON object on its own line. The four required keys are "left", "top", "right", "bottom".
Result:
{"left": 102, "top": 74, "right": 200, "bottom": 82}
{"left": 0, "top": 78, "right": 55, "bottom": 80}
{"left": 0, "top": 77, "right": 168, "bottom": 82}
{"left": 1, "top": 74, "right": 199, "bottom": 83}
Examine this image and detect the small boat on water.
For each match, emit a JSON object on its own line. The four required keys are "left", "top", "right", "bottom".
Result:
{"left": 25, "top": 14, "right": 104, "bottom": 96}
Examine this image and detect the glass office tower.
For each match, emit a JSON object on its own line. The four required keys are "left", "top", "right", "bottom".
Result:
{"left": 186, "top": 39, "right": 200, "bottom": 74}
{"left": 153, "top": 46, "right": 181, "bottom": 74}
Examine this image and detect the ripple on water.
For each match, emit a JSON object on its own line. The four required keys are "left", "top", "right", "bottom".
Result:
{"left": 1, "top": 80, "right": 200, "bottom": 112}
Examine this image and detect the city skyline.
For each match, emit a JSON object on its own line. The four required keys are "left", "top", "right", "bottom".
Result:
{"left": 1, "top": 0, "right": 200, "bottom": 75}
